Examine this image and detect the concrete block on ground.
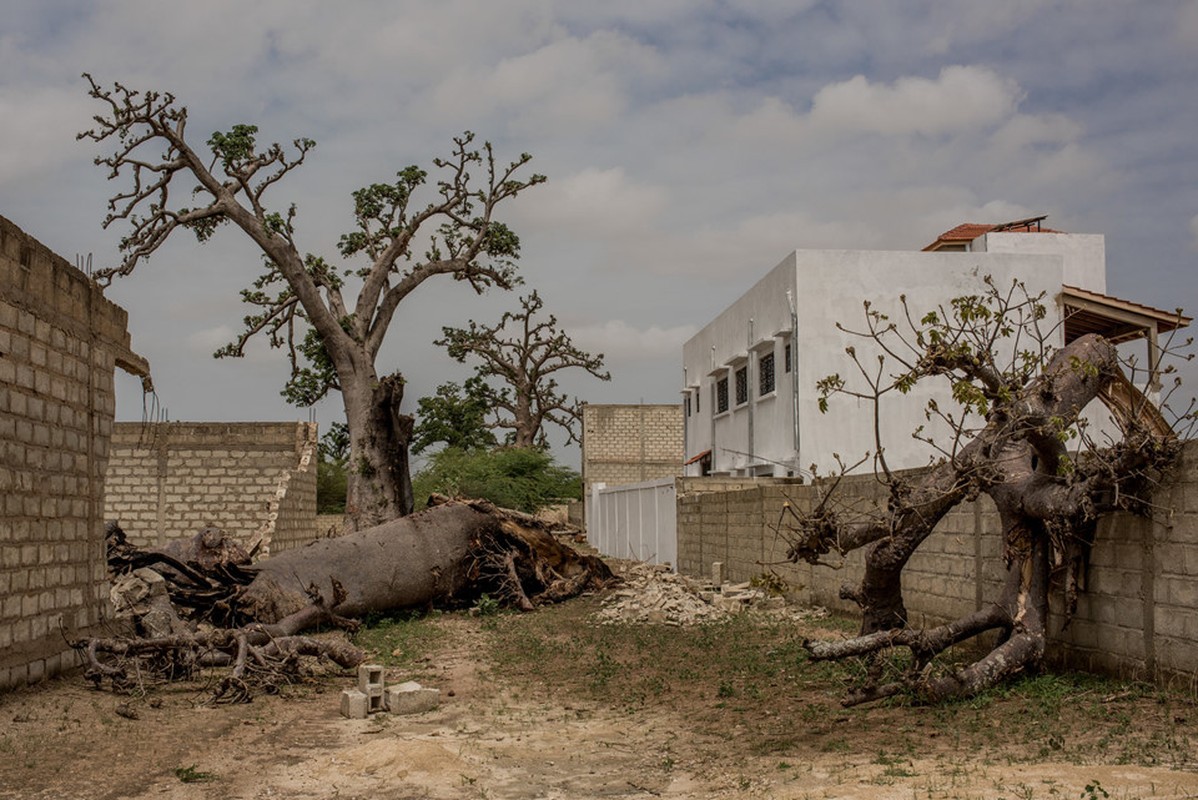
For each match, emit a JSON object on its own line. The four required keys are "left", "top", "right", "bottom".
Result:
{"left": 357, "top": 663, "right": 384, "bottom": 693}
{"left": 711, "top": 561, "right": 723, "bottom": 585}
{"left": 385, "top": 681, "right": 441, "bottom": 715}
{"left": 340, "top": 689, "right": 369, "bottom": 719}
{"left": 357, "top": 663, "right": 385, "bottom": 712}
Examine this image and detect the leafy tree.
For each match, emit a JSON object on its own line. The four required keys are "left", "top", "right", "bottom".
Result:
{"left": 316, "top": 457, "right": 348, "bottom": 515}
{"left": 319, "top": 421, "right": 350, "bottom": 463}
{"left": 785, "top": 277, "right": 1192, "bottom": 704}
{"left": 316, "top": 422, "right": 349, "bottom": 514}
{"left": 80, "top": 76, "right": 544, "bottom": 530}
{"left": 412, "top": 447, "right": 581, "bottom": 513}
{"left": 436, "top": 290, "right": 610, "bottom": 447}
{"left": 412, "top": 378, "right": 498, "bottom": 454}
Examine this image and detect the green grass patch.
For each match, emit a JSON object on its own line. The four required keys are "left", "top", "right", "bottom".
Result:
{"left": 294, "top": 578, "right": 1198, "bottom": 777}
{"left": 353, "top": 609, "right": 447, "bottom": 668}
{"left": 174, "top": 765, "right": 216, "bottom": 783}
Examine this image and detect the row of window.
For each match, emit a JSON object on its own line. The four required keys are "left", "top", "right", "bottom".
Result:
{"left": 688, "top": 342, "right": 791, "bottom": 417}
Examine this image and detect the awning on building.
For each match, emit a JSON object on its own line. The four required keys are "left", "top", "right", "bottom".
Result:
{"left": 1061, "top": 285, "right": 1190, "bottom": 344}
{"left": 1060, "top": 285, "right": 1191, "bottom": 394}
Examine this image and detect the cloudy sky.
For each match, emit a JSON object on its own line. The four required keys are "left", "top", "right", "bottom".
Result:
{"left": 2, "top": 1, "right": 1196, "bottom": 465}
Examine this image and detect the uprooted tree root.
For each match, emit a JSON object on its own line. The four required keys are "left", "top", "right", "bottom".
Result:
{"left": 76, "top": 497, "right": 614, "bottom": 700}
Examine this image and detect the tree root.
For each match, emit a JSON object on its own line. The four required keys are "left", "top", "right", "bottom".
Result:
{"left": 72, "top": 623, "right": 365, "bottom": 702}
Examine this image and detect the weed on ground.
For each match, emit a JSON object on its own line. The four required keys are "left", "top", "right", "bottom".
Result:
{"left": 462, "top": 594, "right": 1198, "bottom": 776}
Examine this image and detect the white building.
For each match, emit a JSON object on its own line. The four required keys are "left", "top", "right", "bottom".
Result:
{"left": 681, "top": 217, "right": 1188, "bottom": 478}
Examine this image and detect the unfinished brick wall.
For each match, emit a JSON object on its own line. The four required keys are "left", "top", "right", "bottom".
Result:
{"left": 0, "top": 214, "right": 147, "bottom": 690}
{"left": 677, "top": 439, "right": 1198, "bottom": 683}
{"left": 104, "top": 422, "right": 318, "bottom": 555}
{"left": 581, "top": 403, "right": 683, "bottom": 492}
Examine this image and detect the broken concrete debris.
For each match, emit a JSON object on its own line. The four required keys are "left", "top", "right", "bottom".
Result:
{"left": 340, "top": 665, "right": 441, "bottom": 719}
{"left": 110, "top": 568, "right": 191, "bottom": 638}
{"left": 593, "top": 562, "right": 828, "bottom": 626}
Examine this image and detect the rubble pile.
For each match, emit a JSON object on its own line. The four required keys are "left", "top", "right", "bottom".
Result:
{"left": 594, "top": 562, "right": 829, "bottom": 626}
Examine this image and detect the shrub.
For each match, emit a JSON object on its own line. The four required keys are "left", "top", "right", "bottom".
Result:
{"left": 412, "top": 446, "right": 580, "bottom": 512}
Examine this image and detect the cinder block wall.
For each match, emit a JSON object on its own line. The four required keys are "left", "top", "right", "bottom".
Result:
{"left": 677, "top": 440, "right": 1198, "bottom": 684}
{"left": 0, "top": 215, "right": 136, "bottom": 690}
{"left": 104, "top": 421, "right": 318, "bottom": 554}
{"left": 581, "top": 403, "right": 683, "bottom": 491}
{"left": 270, "top": 428, "right": 318, "bottom": 553}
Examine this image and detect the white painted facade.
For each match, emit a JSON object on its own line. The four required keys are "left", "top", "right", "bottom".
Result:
{"left": 681, "top": 232, "right": 1108, "bottom": 478}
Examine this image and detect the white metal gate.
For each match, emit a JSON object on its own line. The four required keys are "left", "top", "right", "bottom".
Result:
{"left": 586, "top": 477, "right": 677, "bottom": 567}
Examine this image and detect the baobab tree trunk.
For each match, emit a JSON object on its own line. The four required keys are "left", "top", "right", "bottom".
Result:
{"left": 84, "top": 500, "right": 614, "bottom": 699}
{"left": 343, "top": 372, "right": 415, "bottom": 531}
{"left": 238, "top": 501, "right": 500, "bottom": 623}
{"left": 790, "top": 332, "right": 1183, "bottom": 705}
{"left": 152, "top": 499, "right": 612, "bottom": 624}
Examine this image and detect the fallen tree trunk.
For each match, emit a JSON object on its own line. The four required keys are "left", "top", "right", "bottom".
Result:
{"left": 234, "top": 497, "right": 613, "bottom": 623}
{"left": 79, "top": 498, "right": 614, "bottom": 699}
{"left": 237, "top": 501, "right": 497, "bottom": 622}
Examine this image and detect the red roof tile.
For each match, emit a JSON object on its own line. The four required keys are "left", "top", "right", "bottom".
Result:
{"left": 923, "top": 215, "right": 1059, "bottom": 251}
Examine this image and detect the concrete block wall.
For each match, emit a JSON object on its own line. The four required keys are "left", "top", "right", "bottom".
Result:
{"left": 1150, "top": 442, "right": 1198, "bottom": 685}
{"left": 1048, "top": 443, "right": 1198, "bottom": 685}
{"left": 0, "top": 214, "right": 139, "bottom": 690}
{"left": 268, "top": 423, "right": 318, "bottom": 553}
{"left": 315, "top": 513, "right": 347, "bottom": 538}
{"left": 677, "top": 440, "right": 1198, "bottom": 683}
{"left": 581, "top": 403, "right": 683, "bottom": 492}
{"left": 104, "top": 421, "right": 318, "bottom": 554}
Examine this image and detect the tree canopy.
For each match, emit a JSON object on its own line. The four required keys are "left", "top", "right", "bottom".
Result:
{"left": 412, "top": 378, "right": 499, "bottom": 454}
{"left": 436, "top": 290, "right": 609, "bottom": 448}
{"left": 412, "top": 447, "right": 581, "bottom": 513}
{"left": 80, "top": 75, "right": 544, "bottom": 529}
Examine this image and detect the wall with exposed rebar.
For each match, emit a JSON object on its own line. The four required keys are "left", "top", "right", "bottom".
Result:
{"left": 0, "top": 214, "right": 145, "bottom": 691}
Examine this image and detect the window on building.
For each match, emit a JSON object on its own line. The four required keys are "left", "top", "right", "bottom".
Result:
{"left": 716, "top": 377, "right": 729, "bottom": 413}
{"left": 735, "top": 366, "right": 748, "bottom": 405}
{"left": 784, "top": 342, "right": 792, "bottom": 373}
{"left": 695, "top": 389, "right": 699, "bottom": 414}
{"left": 759, "top": 352, "right": 775, "bottom": 396}
{"left": 685, "top": 395, "right": 691, "bottom": 417}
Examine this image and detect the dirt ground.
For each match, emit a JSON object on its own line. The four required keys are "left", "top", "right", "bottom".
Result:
{"left": 4, "top": 600, "right": 1198, "bottom": 799}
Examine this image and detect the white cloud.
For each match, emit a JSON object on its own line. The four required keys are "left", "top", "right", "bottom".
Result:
{"left": 0, "top": 86, "right": 90, "bottom": 183}
{"left": 989, "top": 112, "right": 1081, "bottom": 150}
{"left": 515, "top": 166, "right": 668, "bottom": 235}
{"left": 1177, "top": 1, "right": 1198, "bottom": 47}
{"left": 807, "top": 66, "right": 1022, "bottom": 137}
{"left": 571, "top": 320, "right": 699, "bottom": 361}
{"left": 425, "top": 30, "right": 653, "bottom": 136}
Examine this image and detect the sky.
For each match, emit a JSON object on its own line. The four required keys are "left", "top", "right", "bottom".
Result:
{"left": 2, "top": 1, "right": 1196, "bottom": 467}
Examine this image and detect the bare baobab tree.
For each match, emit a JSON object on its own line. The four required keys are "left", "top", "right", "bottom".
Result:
{"left": 783, "top": 277, "right": 1193, "bottom": 704}
{"left": 436, "top": 290, "right": 610, "bottom": 447}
